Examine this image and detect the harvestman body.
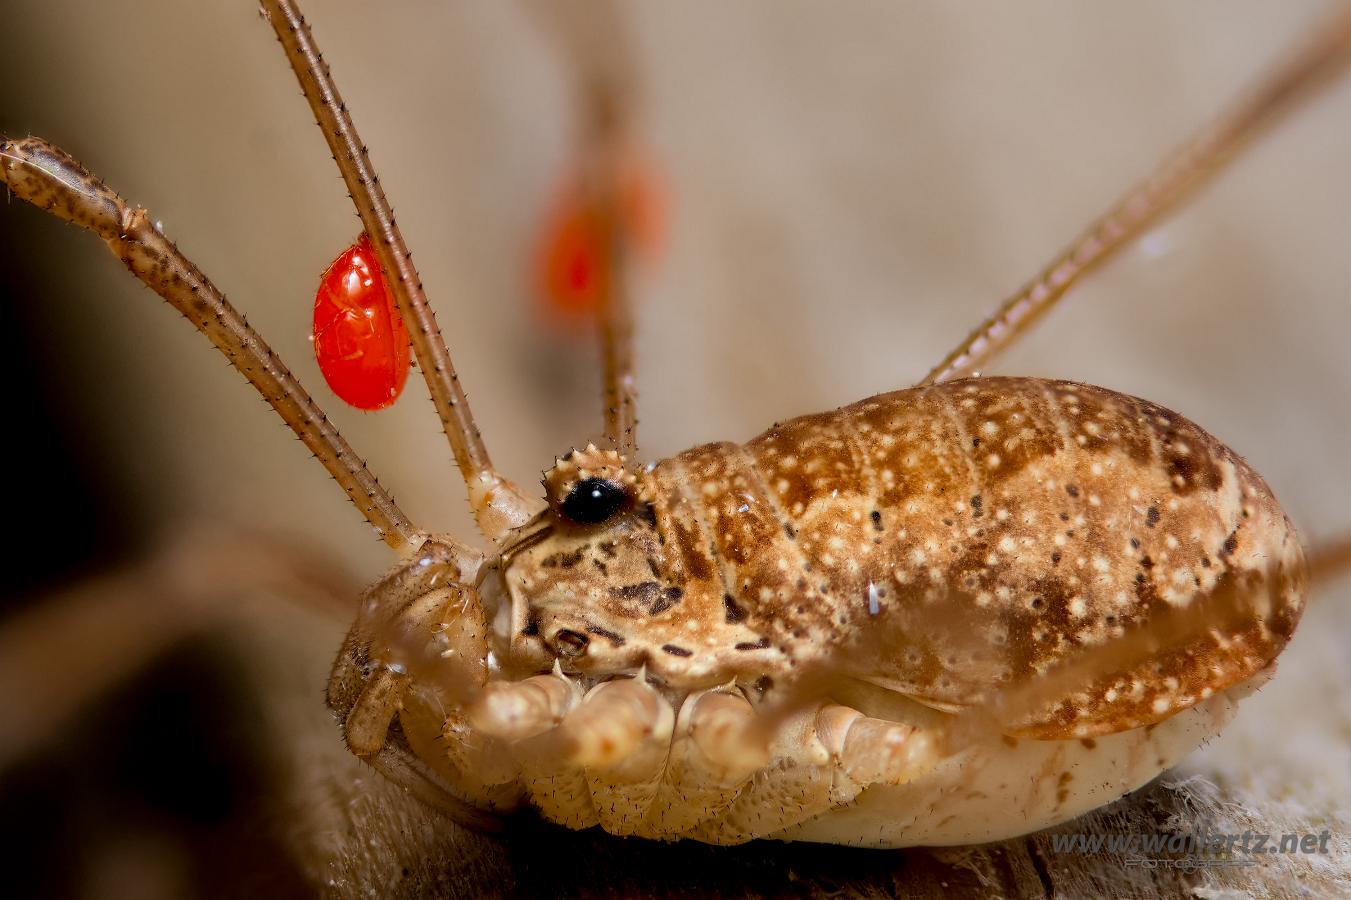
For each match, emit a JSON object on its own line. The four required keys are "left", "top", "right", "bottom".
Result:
{"left": 2, "top": 1, "right": 1348, "bottom": 848}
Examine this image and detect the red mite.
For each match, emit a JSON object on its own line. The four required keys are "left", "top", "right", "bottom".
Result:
{"left": 313, "top": 233, "right": 410, "bottom": 410}
{"left": 537, "top": 153, "right": 666, "bottom": 329}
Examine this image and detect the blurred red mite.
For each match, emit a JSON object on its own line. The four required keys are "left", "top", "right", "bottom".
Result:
{"left": 312, "top": 233, "right": 410, "bottom": 410}
{"left": 537, "top": 153, "right": 666, "bottom": 330}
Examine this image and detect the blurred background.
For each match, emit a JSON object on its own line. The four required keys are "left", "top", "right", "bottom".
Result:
{"left": 1, "top": 1, "right": 1348, "bottom": 897}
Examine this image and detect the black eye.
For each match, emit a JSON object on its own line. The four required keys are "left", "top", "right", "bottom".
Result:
{"left": 560, "top": 478, "right": 627, "bottom": 524}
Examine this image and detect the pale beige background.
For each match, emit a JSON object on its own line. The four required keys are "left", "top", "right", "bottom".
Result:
{"left": 2, "top": 0, "right": 1348, "bottom": 888}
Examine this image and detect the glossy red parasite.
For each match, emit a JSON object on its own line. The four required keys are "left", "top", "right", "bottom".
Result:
{"left": 537, "top": 152, "right": 667, "bottom": 330}
{"left": 313, "top": 233, "right": 410, "bottom": 410}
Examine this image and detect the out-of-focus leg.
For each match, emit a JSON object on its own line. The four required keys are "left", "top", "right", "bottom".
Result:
{"left": 642, "top": 688, "right": 767, "bottom": 837}
{"left": 687, "top": 704, "right": 836, "bottom": 845}
{"left": 815, "top": 704, "right": 940, "bottom": 789}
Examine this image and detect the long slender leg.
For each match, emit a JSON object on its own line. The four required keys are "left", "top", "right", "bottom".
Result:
{"left": 591, "top": 171, "right": 640, "bottom": 460}
{"left": 920, "top": 7, "right": 1351, "bottom": 386}
{"left": 580, "top": 17, "right": 641, "bottom": 460}
{"left": 261, "top": 0, "right": 538, "bottom": 540}
{"left": 529, "top": 0, "right": 643, "bottom": 457}
{"left": 0, "top": 137, "right": 422, "bottom": 555}
{"left": 0, "top": 529, "right": 356, "bottom": 774}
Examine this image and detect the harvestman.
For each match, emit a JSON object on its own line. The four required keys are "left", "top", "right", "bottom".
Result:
{"left": 3, "top": 0, "right": 1351, "bottom": 849}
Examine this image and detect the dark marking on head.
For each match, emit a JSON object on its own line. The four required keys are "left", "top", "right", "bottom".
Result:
{"left": 586, "top": 625, "right": 626, "bottom": 646}
{"left": 521, "top": 610, "right": 540, "bottom": 637}
{"left": 614, "top": 581, "right": 661, "bottom": 603}
{"left": 970, "top": 495, "right": 983, "bottom": 517}
{"left": 735, "top": 637, "right": 771, "bottom": 651}
{"left": 871, "top": 510, "right": 883, "bottom": 531}
{"left": 661, "top": 644, "right": 692, "bottom": 657}
{"left": 1050, "top": 552, "right": 1061, "bottom": 566}
{"left": 1146, "top": 506, "right": 1160, "bottom": 528}
{"left": 1130, "top": 537, "right": 1140, "bottom": 549}
{"left": 1221, "top": 531, "right": 1239, "bottom": 558}
{"left": 723, "top": 593, "right": 748, "bottom": 624}
{"left": 667, "top": 515, "right": 712, "bottom": 579}
{"left": 542, "top": 547, "right": 587, "bottom": 569}
{"left": 609, "top": 581, "right": 683, "bottom": 617}
{"left": 651, "top": 587, "right": 684, "bottom": 615}
{"left": 1065, "top": 484, "right": 1080, "bottom": 498}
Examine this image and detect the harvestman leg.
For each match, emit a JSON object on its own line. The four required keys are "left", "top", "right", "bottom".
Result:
{"left": 0, "top": 530, "right": 357, "bottom": 774}
{"left": 262, "top": 0, "right": 540, "bottom": 538}
{"left": 919, "top": 7, "right": 1351, "bottom": 584}
{"left": 3, "top": 2, "right": 522, "bottom": 814}
{"left": 919, "top": 7, "right": 1351, "bottom": 387}
{"left": 919, "top": 42, "right": 1351, "bottom": 766}
{"left": 526, "top": 0, "right": 644, "bottom": 457}
{"left": 0, "top": 137, "right": 496, "bottom": 789}
{"left": 567, "top": 2, "right": 643, "bottom": 459}
{"left": 0, "top": 137, "right": 422, "bottom": 557}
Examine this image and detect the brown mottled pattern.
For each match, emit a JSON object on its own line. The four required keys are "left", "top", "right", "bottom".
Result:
{"left": 663, "top": 444, "right": 832, "bottom": 648}
{"left": 650, "top": 377, "right": 1305, "bottom": 737}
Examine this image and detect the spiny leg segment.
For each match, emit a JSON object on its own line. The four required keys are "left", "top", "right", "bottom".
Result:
{"left": 583, "top": 98, "right": 641, "bottom": 461}
{"left": 524, "top": 0, "right": 644, "bottom": 458}
{"left": 0, "top": 137, "right": 422, "bottom": 556}
{"left": 921, "top": 5, "right": 1351, "bottom": 387}
{"left": 262, "top": 0, "right": 537, "bottom": 540}
{"left": 564, "top": 1, "right": 642, "bottom": 459}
